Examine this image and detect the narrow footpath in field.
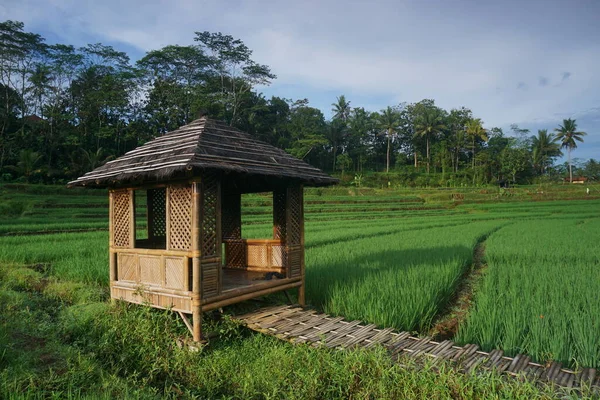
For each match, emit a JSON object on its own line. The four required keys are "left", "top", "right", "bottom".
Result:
{"left": 428, "top": 231, "right": 494, "bottom": 341}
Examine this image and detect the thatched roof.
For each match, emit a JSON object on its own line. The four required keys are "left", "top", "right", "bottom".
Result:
{"left": 68, "top": 117, "right": 338, "bottom": 188}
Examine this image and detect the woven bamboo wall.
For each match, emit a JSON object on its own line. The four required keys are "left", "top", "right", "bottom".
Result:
{"left": 147, "top": 188, "right": 166, "bottom": 241}
{"left": 112, "top": 189, "right": 132, "bottom": 248}
{"left": 285, "top": 186, "right": 304, "bottom": 279}
{"left": 167, "top": 186, "right": 193, "bottom": 251}
{"left": 200, "top": 173, "right": 221, "bottom": 299}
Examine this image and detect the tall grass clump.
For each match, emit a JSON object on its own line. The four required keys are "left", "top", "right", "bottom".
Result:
{"left": 456, "top": 218, "right": 600, "bottom": 368}
{"left": 306, "top": 221, "right": 502, "bottom": 331}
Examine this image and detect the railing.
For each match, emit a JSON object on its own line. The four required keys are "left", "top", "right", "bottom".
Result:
{"left": 224, "top": 239, "right": 285, "bottom": 273}
{"left": 110, "top": 247, "right": 192, "bottom": 312}
{"left": 113, "top": 247, "right": 190, "bottom": 291}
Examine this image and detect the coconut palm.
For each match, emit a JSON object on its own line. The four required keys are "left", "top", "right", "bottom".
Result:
{"left": 465, "top": 118, "right": 488, "bottom": 170}
{"left": 531, "top": 129, "right": 562, "bottom": 174}
{"left": 378, "top": 106, "right": 400, "bottom": 173}
{"left": 81, "top": 147, "right": 114, "bottom": 171}
{"left": 331, "top": 95, "right": 351, "bottom": 122}
{"left": 8, "top": 149, "right": 42, "bottom": 182}
{"left": 554, "top": 118, "right": 586, "bottom": 182}
{"left": 329, "top": 95, "right": 351, "bottom": 171}
{"left": 415, "top": 107, "right": 446, "bottom": 173}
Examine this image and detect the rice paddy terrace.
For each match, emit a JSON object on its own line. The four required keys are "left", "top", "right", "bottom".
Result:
{"left": 1, "top": 183, "right": 599, "bottom": 396}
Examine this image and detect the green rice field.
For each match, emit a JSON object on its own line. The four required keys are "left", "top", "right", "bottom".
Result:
{"left": 0, "top": 183, "right": 598, "bottom": 398}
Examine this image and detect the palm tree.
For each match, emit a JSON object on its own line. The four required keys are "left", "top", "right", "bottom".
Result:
{"left": 531, "top": 129, "right": 562, "bottom": 174}
{"left": 329, "top": 95, "right": 351, "bottom": 171}
{"left": 554, "top": 118, "right": 586, "bottom": 182}
{"left": 415, "top": 108, "right": 446, "bottom": 173}
{"left": 8, "top": 149, "right": 42, "bottom": 182}
{"left": 331, "top": 95, "right": 351, "bottom": 122}
{"left": 378, "top": 106, "right": 400, "bottom": 173}
{"left": 465, "top": 118, "right": 488, "bottom": 170}
{"left": 81, "top": 147, "right": 114, "bottom": 171}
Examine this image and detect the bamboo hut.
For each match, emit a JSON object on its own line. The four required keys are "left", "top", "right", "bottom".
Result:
{"left": 69, "top": 117, "right": 337, "bottom": 341}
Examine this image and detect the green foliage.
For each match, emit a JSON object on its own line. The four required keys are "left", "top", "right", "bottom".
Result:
{"left": 456, "top": 219, "right": 600, "bottom": 368}
{"left": 0, "top": 19, "right": 592, "bottom": 187}
{"left": 1, "top": 185, "right": 600, "bottom": 397}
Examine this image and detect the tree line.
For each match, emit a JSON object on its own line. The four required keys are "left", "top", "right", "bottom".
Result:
{"left": 0, "top": 20, "right": 596, "bottom": 186}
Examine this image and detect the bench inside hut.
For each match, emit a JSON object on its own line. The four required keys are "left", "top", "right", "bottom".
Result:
{"left": 68, "top": 116, "right": 337, "bottom": 341}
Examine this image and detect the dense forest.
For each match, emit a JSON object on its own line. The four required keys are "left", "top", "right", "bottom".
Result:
{"left": 0, "top": 20, "right": 597, "bottom": 186}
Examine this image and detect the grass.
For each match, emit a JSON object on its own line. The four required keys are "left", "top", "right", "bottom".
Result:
{"left": 0, "top": 183, "right": 599, "bottom": 397}
{"left": 455, "top": 218, "right": 600, "bottom": 368}
{"left": 0, "top": 263, "right": 585, "bottom": 399}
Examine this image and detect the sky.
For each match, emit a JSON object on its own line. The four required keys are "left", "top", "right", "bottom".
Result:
{"left": 2, "top": 0, "right": 599, "bottom": 160}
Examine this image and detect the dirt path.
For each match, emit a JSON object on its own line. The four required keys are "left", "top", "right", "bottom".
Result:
{"left": 428, "top": 235, "right": 489, "bottom": 340}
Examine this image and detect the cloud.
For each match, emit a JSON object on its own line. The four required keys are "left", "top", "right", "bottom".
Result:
{"left": 2, "top": 0, "right": 600, "bottom": 137}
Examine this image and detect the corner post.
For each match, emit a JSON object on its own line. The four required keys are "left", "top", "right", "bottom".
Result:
{"left": 191, "top": 181, "right": 202, "bottom": 342}
{"left": 108, "top": 190, "right": 116, "bottom": 299}
{"left": 284, "top": 185, "right": 305, "bottom": 306}
{"left": 298, "top": 185, "right": 305, "bottom": 306}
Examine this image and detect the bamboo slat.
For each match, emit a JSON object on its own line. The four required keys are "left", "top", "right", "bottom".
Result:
{"left": 235, "top": 306, "right": 598, "bottom": 392}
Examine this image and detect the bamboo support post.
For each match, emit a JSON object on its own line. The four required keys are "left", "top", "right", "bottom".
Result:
{"left": 108, "top": 191, "right": 115, "bottom": 282}
{"left": 299, "top": 185, "right": 305, "bottom": 306}
{"left": 191, "top": 182, "right": 202, "bottom": 342}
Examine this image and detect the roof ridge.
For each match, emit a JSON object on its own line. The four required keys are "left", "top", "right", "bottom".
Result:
{"left": 69, "top": 117, "right": 338, "bottom": 188}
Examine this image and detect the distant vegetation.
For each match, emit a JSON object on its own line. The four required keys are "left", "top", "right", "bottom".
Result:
{"left": 1, "top": 20, "right": 597, "bottom": 187}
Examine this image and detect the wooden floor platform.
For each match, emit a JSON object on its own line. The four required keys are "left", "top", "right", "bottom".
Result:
{"left": 221, "top": 269, "right": 284, "bottom": 292}
{"left": 235, "top": 305, "right": 599, "bottom": 391}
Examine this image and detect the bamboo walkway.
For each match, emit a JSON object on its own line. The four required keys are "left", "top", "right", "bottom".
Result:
{"left": 235, "top": 305, "right": 599, "bottom": 391}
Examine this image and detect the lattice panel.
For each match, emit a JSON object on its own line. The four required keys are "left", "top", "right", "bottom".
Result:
{"left": 113, "top": 190, "right": 131, "bottom": 247}
{"left": 247, "top": 245, "right": 269, "bottom": 268}
{"left": 287, "top": 247, "right": 303, "bottom": 278}
{"left": 201, "top": 174, "right": 219, "bottom": 257}
{"left": 272, "top": 245, "right": 284, "bottom": 268}
{"left": 140, "top": 256, "right": 161, "bottom": 285}
{"left": 201, "top": 262, "right": 219, "bottom": 299}
{"left": 148, "top": 188, "right": 166, "bottom": 239}
{"left": 273, "top": 190, "right": 287, "bottom": 241}
{"left": 224, "top": 239, "right": 246, "bottom": 268}
{"left": 222, "top": 194, "right": 241, "bottom": 240}
{"left": 286, "top": 186, "right": 303, "bottom": 246}
{"left": 168, "top": 186, "right": 192, "bottom": 250}
{"left": 118, "top": 254, "right": 137, "bottom": 281}
{"left": 165, "top": 257, "right": 185, "bottom": 290}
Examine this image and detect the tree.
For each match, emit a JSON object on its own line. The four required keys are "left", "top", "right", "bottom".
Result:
{"left": 328, "top": 95, "right": 353, "bottom": 170}
{"left": 336, "top": 153, "right": 352, "bottom": 179}
{"left": 583, "top": 159, "right": 600, "bottom": 181}
{"left": 414, "top": 106, "right": 446, "bottom": 173}
{"left": 347, "top": 107, "right": 374, "bottom": 172}
{"left": 194, "top": 32, "right": 275, "bottom": 125}
{"left": 8, "top": 149, "right": 41, "bottom": 182}
{"left": 331, "top": 95, "right": 351, "bottom": 122}
{"left": 465, "top": 118, "right": 488, "bottom": 170}
{"left": 137, "top": 44, "right": 211, "bottom": 132}
{"left": 554, "top": 118, "right": 586, "bottom": 183}
{"left": 531, "top": 129, "right": 561, "bottom": 175}
{"left": 500, "top": 145, "right": 529, "bottom": 183}
{"left": 287, "top": 103, "right": 327, "bottom": 166}
{"left": 326, "top": 118, "right": 346, "bottom": 171}
{"left": 0, "top": 20, "right": 46, "bottom": 170}
{"left": 447, "top": 107, "right": 472, "bottom": 172}
{"left": 377, "top": 106, "right": 400, "bottom": 173}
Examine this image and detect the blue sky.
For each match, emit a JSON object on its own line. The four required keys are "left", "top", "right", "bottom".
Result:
{"left": 2, "top": 0, "right": 599, "bottom": 160}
